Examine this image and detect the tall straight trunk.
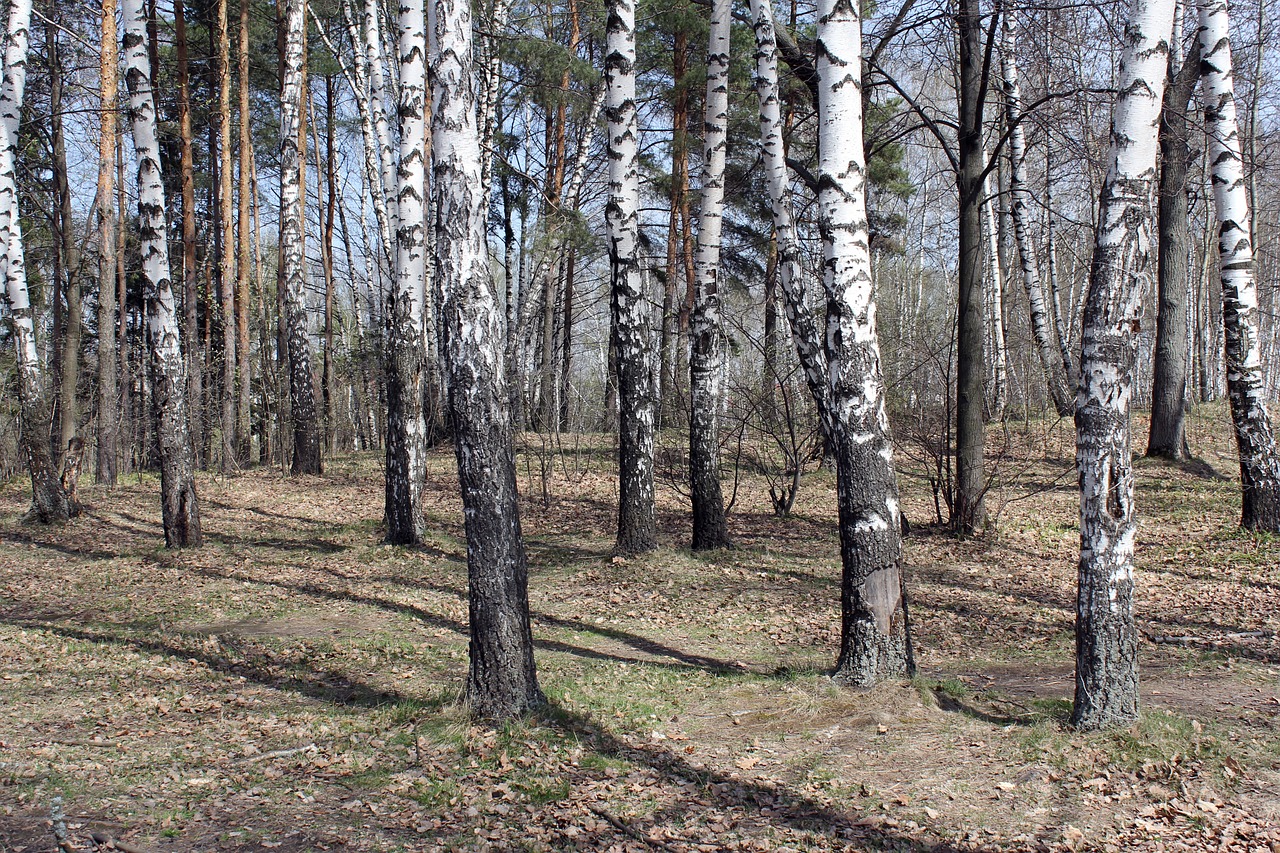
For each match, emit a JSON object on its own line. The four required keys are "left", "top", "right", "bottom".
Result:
{"left": 117, "top": 133, "right": 133, "bottom": 474}
{"left": 1046, "top": 169, "right": 1076, "bottom": 383}
{"left": 236, "top": 0, "right": 253, "bottom": 462}
{"left": 0, "top": 0, "right": 69, "bottom": 521}
{"left": 1072, "top": 0, "right": 1173, "bottom": 731}
{"left": 954, "top": 0, "right": 988, "bottom": 534}
{"left": 430, "top": 0, "right": 542, "bottom": 718}
{"left": 50, "top": 25, "right": 83, "bottom": 467}
{"left": 122, "top": 0, "right": 203, "bottom": 547}
{"left": 280, "top": 0, "right": 323, "bottom": 474}
{"left": 559, "top": 245, "right": 575, "bottom": 430}
{"left": 688, "top": 0, "right": 731, "bottom": 550}
{"left": 816, "top": 0, "right": 911, "bottom": 685}
{"left": 323, "top": 76, "right": 338, "bottom": 454}
{"left": 1001, "top": 11, "right": 1073, "bottom": 416}
{"left": 365, "top": 0, "right": 399, "bottom": 245}
{"left": 661, "top": 27, "right": 689, "bottom": 424}
{"left": 216, "top": 0, "right": 236, "bottom": 470}
{"left": 384, "top": 0, "right": 428, "bottom": 543}
{"left": 606, "top": 0, "right": 658, "bottom": 555}
{"left": 981, "top": 163, "right": 1007, "bottom": 420}
{"left": 97, "top": 0, "right": 120, "bottom": 486}
{"left": 749, "top": 0, "right": 829, "bottom": 427}
{"left": 176, "top": 0, "right": 203, "bottom": 467}
{"left": 1197, "top": 0, "right": 1280, "bottom": 531}
{"left": 1148, "top": 36, "right": 1199, "bottom": 459}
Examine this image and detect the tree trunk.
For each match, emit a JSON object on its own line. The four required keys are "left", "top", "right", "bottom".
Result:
{"left": 559, "top": 245, "right": 575, "bottom": 430}
{"left": 816, "top": 0, "right": 911, "bottom": 685}
{"left": 97, "top": 0, "right": 120, "bottom": 486}
{"left": 1197, "top": 0, "right": 1280, "bottom": 531}
{"left": 954, "top": 0, "right": 988, "bottom": 534}
{"left": 176, "top": 0, "right": 203, "bottom": 468}
{"left": 1001, "top": 12, "right": 1073, "bottom": 416}
{"left": 323, "top": 76, "right": 338, "bottom": 454}
{"left": 606, "top": 0, "right": 658, "bottom": 555}
{"left": 122, "top": 0, "right": 204, "bottom": 547}
{"left": 688, "top": 0, "right": 731, "bottom": 550}
{"left": 236, "top": 0, "right": 253, "bottom": 463}
{"left": 215, "top": 0, "right": 237, "bottom": 470}
{"left": 1147, "top": 36, "right": 1199, "bottom": 460}
{"left": 50, "top": 24, "right": 83, "bottom": 468}
{"left": 429, "top": 0, "right": 542, "bottom": 719}
{"left": 117, "top": 133, "right": 133, "bottom": 475}
{"left": 0, "top": 0, "right": 69, "bottom": 522}
{"left": 981, "top": 163, "right": 1007, "bottom": 420}
{"left": 385, "top": 0, "right": 428, "bottom": 544}
{"left": 1072, "top": 0, "right": 1173, "bottom": 731}
{"left": 280, "top": 0, "right": 323, "bottom": 475}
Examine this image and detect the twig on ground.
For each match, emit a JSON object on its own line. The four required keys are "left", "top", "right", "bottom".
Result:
{"left": 586, "top": 805, "right": 678, "bottom": 852}
{"left": 1143, "top": 630, "right": 1272, "bottom": 645}
{"left": 90, "top": 832, "right": 150, "bottom": 853}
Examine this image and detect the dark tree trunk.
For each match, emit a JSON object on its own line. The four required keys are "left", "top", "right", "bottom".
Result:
{"left": 176, "top": 0, "right": 203, "bottom": 468}
{"left": 50, "top": 24, "right": 83, "bottom": 468}
{"left": 1147, "top": 41, "right": 1199, "bottom": 461}
{"left": 954, "top": 0, "right": 988, "bottom": 535}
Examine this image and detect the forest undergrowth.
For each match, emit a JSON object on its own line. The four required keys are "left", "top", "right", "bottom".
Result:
{"left": 0, "top": 404, "right": 1277, "bottom": 852}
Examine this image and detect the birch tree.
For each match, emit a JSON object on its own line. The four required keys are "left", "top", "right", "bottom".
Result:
{"left": 430, "top": 0, "right": 542, "bottom": 718}
{"left": 122, "top": 0, "right": 203, "bottom": 547}
{"left": 280, "top": 0, "right": 324, "bottom": 474}
{"left": 384, "top": 0, "right": 428, "bottom": 544}
{"left": 606, "top": 0, "right": 658, "bottom": 555}
{"left": 688, "top": 0, "right": 731, "bottom": 551}
{"left": 0, "top": 0, "right": 70, "bottom": 522}
{"left": 982, "top": 167, "right": 1007, "bottom": 419}
{"left": 816, "top": 0, "right": 911, "bottom": 685}
{"left": 1000, "top": 10, "right": 1074, "bottom": 416}
{"left": 1072, "top": 0, "right": 1174, "bottom": 731}
{"left": 1197, "top": 0, "right": 1280, "bottom": 531}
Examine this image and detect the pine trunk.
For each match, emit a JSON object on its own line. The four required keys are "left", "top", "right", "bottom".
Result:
{"left": 606, "top": 0, "right": 657, "bottom": 555}
{"left": 816, "top": 0, "right": 911, "bottom": 685}
{"left": 688, "top": 0, "right": 731, "bottom": 550}
{"left": 385, "top": 0, "right": 428, "bottom": 544}
{"left": 430, "top": 0, "right": 542, "bottom": 718}
{"left": 216, "top": 0, "right": 237, "bottom": 470}
{"left": 122, "top": 0, "right": 203, "bottom": 547}
{"left": 1072, "top": 0, "right": 1174, "bottom": 730}
{"left": 51, "top": 27, "right": 83, "bottom": 468}
{"left": 97, "top": 0, "right": 120, "bottom": 486}
{"left": 176, "top": 0, "right": 203, "bottom": 467}
{"left": 280, "top": 0, "right": 323, "bottom": 475}
{"left": 1197, "top": 0, "right": 1280, "bottom": 531}
{"left": 236, "top": 0, "right": 253, "bottom": 462}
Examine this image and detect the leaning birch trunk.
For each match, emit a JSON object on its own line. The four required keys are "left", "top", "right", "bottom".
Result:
{"left": 816, "top": 0, "right": 911, "bottom": 685}
{"left": 0, "top": 0, "right": 69, "bottom": 522}
{"left": 749, "top": 0, "right": 830, "bottom": 432}
{"left": 688, "top": 0, "right": 731, "bottom": 551}
{"left": 1001, "top": 11, "right": 1074, "bottom": 416}
{"left": 429, "top": 0, "right": 542, "bottom": 718}
{"left": 121, "top": 0, "right": 203, "bottom": 547}
{"left": 1072, "top": 0, "right": 1174, "bottom": 731}
{"left": 96, "top": 0, "right": 120, "bottom": 487}
{"left": 981, "top": 165, "right": 1007, "bottom": 419}
{"left": 1197, "top": 0, "right": 1280, "bottom": 531}
{"left": 606, "top": 0, "right": 657, "bottom": 555}
{"left": 280, "top": 0, "right": 323, "bottom": 474}
{"left": 384, "top": 0, "right": 428, "bottom": 544}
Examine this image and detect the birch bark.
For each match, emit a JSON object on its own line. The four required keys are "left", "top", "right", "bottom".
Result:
{"left": 0, "top": 0, "right": 70, "bottom": 522}
{"left": 1000, "top": 11, "right": 1074, "bottom": 416}
{"left": 1072, "top": 0, "right": 1174, "bottom": 730}
{"left": 606, "top": 0, "right": 657, "bottom": 555}
{"left": 982, "top": 165, "right": 1007, "bottom": 419}
{"left": 816, "top": 0, "right": 911, "bottom": 685}
{"left": 122, "top": 0, "right": 203, "bottom": 546}
{"left": 280, "top": 0, "right": 323, "bottom": 474}
{"left": 384, "top": 0, "right": 428, "bottom": 544}
{"left": 688, "top": 0, "right": 731, "bottom": 550}
{"left": 430, "top": 0, "right": 542, "bottom": 718}
{"left": 1197, "top": 0, "right": 1280, "bottom": 531}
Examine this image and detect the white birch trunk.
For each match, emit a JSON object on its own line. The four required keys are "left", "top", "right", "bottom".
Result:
{"left": 982, "top": 163, "right": 1007, "bottom": 419}
{"left": 1197, "top": 0, "right": 1280, "bottom": 530}
{"left": 1072, "top": 0, "right": 1174, "bottom": 731}
{"left": 429, "top": 0, "right": 541, "bottom": 718}
{"left": 750, "top": 0, "right": 829, "bottom": 429}
{"left": 688, "top": 0, "right": 731, "bottom": 550}
{"left": 366, "top": 0, "right": 399, "bottom": 241}
{"left": 384, "top": 0, "right": 428, "bottom": 543}
{"left": 1002, "top": 12, "right": 1074, "bottom": 416}
{"left": 280, "top": 0, "right": 323, "bottom": 473}
{"left": 816, "top": 0, "right": 910, "bottom": 685}
{"left": 606, "top": 0, "right": 657, "bottom": 555}
{"left": 121, "top": 0, "right": 202, "bottom": 545}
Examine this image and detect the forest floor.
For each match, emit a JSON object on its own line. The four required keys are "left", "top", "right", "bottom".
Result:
{"left": 1, "top": 403, "right": 1278, "bottom": 852}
